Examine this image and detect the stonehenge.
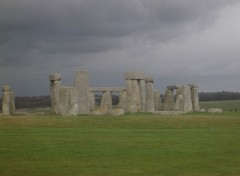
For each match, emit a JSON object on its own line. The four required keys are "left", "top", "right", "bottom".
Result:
{"left": 2, "top": 86, "right": 15, "bottom": 115}
{"left": 49, "top": 69, "right": 201, "bottom": 116}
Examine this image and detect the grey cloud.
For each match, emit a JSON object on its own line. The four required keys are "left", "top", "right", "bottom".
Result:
{"left": 1, "top": 0, "right": 239, "bottom": 67}
{"left": 1, "top": 0, "right": 240, "bottom": 95}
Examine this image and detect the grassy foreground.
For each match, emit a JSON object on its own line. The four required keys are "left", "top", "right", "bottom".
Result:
{"left": 0, "top": 113, "right": 240, "bottom": 176}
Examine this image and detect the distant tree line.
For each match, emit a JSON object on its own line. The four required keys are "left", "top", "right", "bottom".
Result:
{"left": 199, "top": 91, "right": 240, "bottom": 101}
{"left": 1, "top": 91, "right": 240, "bottom": 110}
{"left": 0, "top": 96, "right": 51, "bottom": 110}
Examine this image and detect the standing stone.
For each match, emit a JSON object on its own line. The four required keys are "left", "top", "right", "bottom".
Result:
{"left": 139, "top": 79, "right": 146, "bottom": 112}
{"left": 2, "top": 86, "right": 15, "bottom": 115}
{"left": 154, "top": 90, "right": 162, "bottom": 111}
{"left": 177, "top": 85, "right": 193, "bottom": 112}
{"left": 49, "top": 73, "right": 62, "bottom": 115}
{"left": 89, "top": 91, "right": 95, "bottom": 111}
{"left": 100, "top": 91, "right": 112, "bottom": 111}
{"left": 74, "top": 69, "right": 90, "bottom": 114}
{"left": 59, "top": 86, "right": 78, "bottom": 116}
{"left": 163, "top": 89, "right": 174, "bottom": 111}
{"left": 174, "top": 94, "right": 184, "bottom": 111}
{"left": 191, "top": 85, "right": 200, "bottom": 111}
{"left": 145, "top": 77, "right": 155, "bottom": 112}
{"left": 125, "top": 72, "right": 145, "bottom": 113}
{"left": 126, "top": 80, "right": 141, "bottom": 113}
{"left": 10, "top": 91, "right": 15, "bottom": 114}
{"left": 119, "top": 90, "right": 127, "bottom": 111}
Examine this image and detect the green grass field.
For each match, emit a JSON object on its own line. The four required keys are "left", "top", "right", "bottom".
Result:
{"left": 200, "top": 100, "right": 240, "bottom": 112}
{"left": 0, "top": 113, "right": 240, "bottom": 176}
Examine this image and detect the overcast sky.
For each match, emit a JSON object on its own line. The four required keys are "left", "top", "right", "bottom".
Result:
{"left": 1, "top": 0, "right": 240, "bottom": 96}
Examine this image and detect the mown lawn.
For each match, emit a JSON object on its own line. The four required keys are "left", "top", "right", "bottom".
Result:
{"left": 200, "top": 100, "right": 240, "bottom": 112}
{"left": 0, "top": 113, "right": 240, "bottom": 176}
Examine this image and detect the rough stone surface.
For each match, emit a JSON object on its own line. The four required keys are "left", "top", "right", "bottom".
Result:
{"left": 2, "top": 86, "right": 15, "bottom": 115}
{"left": 108, "top": 108, "right": 125, "bottom": 116}
{"left": 208, "top": 108, "right": 223, "bottom": 113}
{"left": 163, "top": 89, "right": 174, "bottom": 111}
{"left": 177, "top": 85, "right": 193, "bottom": 112}
{"left": 167, "top": 85, "right": 178, "bottom": 90}
{"left": 198, "top": 108, "right": 206, "bottom": 112}
{"left": 100, "top": 91, "right": 112, "bottom": 110}
{"left": 90, "top": 87, "right": 125, "bottom": 92}
{"left": 124, "top": 72, "right": 145, "bottom": 80}
{"left": 59, "top": 87, "right": 78, "bottom": 116}
{"left": 75, "top": 69, "right": 90, "bottom": 114}
{"left": 126, "top": 80, "right": 141, "bottom": 113}
{"left": 145, "top": 82, "right": 155, "bottom": 112}
{"left": 174, "top": 94, "right": 184, "bottom": 111}
{"left": 119, "top": 90, "right": 127, "bottom": 111}
{"left": 2, "top": 86, "right": 11, "bottom": 91}
{"left": 89, "top": 92, "right": 95, "bottom": 111}
{"left": 139, "top": 80, "right": 146, "bottom": 112}
{"left": 191, "top": 86, "right": 200, "bottom": 111}
{"left": 90, "top": 106, "right": 108, "bottom": 115}
{"left": 154, "top": 111, "right": 187, "bottom": 115}
{"left": 49, "top": 73, "right": 62, "bottom": 81}
{"left": 49, "top": 75, "right": 61, "bottom": 115}
{"left": 10, "top": 92, "right": 16, "bottom": 114}
{"left": 145, "top": 76, "right": 154, "bottom": 83}
{"left": 154, "top": 91, "right": 162, "bottom": 111}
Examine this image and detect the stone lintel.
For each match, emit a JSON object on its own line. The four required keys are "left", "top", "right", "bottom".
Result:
{"left": 145, "top": 76, "right": 154, "bottom": 83}
{"left": 49, "top": 73, "right": 62, "bottom": 81}
{"left": 90, "top": 87, "right": 126, "bottom": 92}
{"left": 124, "top": 72, "right": 145, "bottom": 80}
{"left": 167, "top": 85, "right": 178, "bottom": 90}
{"left": 2, "top": 85, "right": 11, "bottom": 91}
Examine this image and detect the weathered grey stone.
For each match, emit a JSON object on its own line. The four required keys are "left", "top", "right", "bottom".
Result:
{"left": 49, "top": 73, "right": 62, "bottom": 81}
{"left": 49, "top": 73, "right": 61, "bottom": 115}
{"left": 59, "top": 87, "right": 78, "bottom": 116}
{"left": 90, "top": 87, "right": 125, "bottom": 92}
{"left": 177, "top": 85, "right": 193, "bottom": 112}
{"left": 198, "top": 108, "right": 206, "bottom": 112}
{"left": 2, "top": 86, "right": 11, "bottom": 91}
{"left": 167, "top": 85, "right": 178, "bottom": 90}
{"left": 108, "top": 108, "right": 125, "bottom": 116}
{"left": 163, "top": 89, "right": 174, "bottom": 111}
{"left": 2, "top": 86, "right": 15, "bottom": 115}
{"left": 126, "top": 79, "right": 141, "bottom": 113}
{"left": 174, "top": 94, "right": 184, "bottom": 111}
{"left": 124, "top": 72, "right": 145, "bottom": 80}
{"left": 89, "top": 91, "right": 95, "bottom": 111}
{"left": 154, "top": 111, "right": 187, "bottom": 115}
{"left": 139, "top": 79, "right": 146, "bottom": 112}
{"left": 208, "top": 108, "right": 223, "bottom": 113}
{"left": 154, "top": 91, "right": 162, "bottom": 111}
{"left": 90, "top": 106, "right": 108, "bottom": 115}
{"left": 145, "top": 76, "right": 154, "bottom": 83}
{"left": 100, "top": 91, "right": 112, "bottom": 110}
{"left": 74, "top": 69, "right": 90, "bottom": 114}
{"left": 10, "top": 92, "right": 16, "bottom": 114}
{"left": 145, "top": 81, "right": 155, "bottom": 112}
{"left": 119, "top": 90, "right": 127, "bottom": 111}
{"left": 191, "top": 85, "right": 200, "bottom": 111}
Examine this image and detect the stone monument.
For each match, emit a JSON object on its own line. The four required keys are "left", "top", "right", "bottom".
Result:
{"left": 2, "top": 86, "right": 15, "bottom": 115}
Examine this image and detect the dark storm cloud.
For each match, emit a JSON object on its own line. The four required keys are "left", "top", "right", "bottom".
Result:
{"left": 0, "top": 0, "right": 238, "bottom": 67}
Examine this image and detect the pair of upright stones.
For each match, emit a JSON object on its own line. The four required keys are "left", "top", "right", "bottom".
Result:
{"left": 1, "top": 86, "right": 15, "bottom": 115}
{"left": 49, "top": 69, "right": 93, "bottom": 116}
{"left": 123, "top": 72, "right": 155, "bottom": 113}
